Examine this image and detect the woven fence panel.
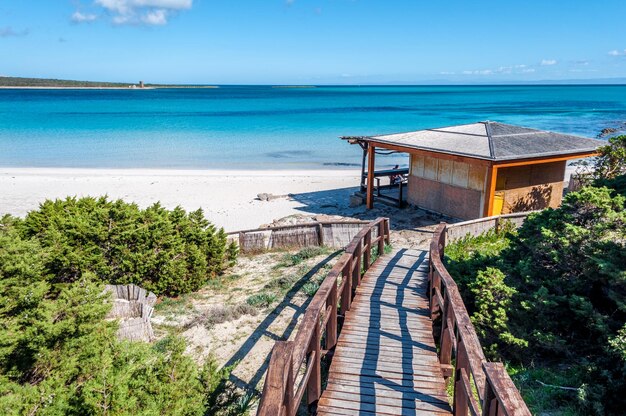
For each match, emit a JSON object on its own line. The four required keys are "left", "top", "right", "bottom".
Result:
{"left": 269, "top": 226, "right": 320, "bottom": 249}
{"left": 239, "top": 230, "right": 272, "bottom": 253}
{"left": 104, "top": 284, "right": 156, "bottom": 342}
{"left": 323, "top": 223, "right": 367, "bottom": 248}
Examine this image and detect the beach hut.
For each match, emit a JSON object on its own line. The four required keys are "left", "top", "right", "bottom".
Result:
{"left": 343, "top": 121, "right": 604, "bottom": 219}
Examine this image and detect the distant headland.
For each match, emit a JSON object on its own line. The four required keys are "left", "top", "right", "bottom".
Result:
{"left": 0, "top": 76, "right": 218, "bottom": 89}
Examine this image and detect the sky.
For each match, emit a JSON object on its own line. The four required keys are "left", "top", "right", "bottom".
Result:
{"left": 1, "top": 0, "right": 626, "bottom": 84}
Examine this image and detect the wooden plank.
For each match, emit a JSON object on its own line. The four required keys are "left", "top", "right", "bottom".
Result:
{"left": 341, "top": 319, "right": 434, "bottom": 333}
{"left": 330, "top": 347, "right": 439, "bottom": 367}
{"left": 330, "top": 357, "right": 443, "bottom": 377}
{"left": 319, "top": 248, "right": 452, "bottom": 415}
{"left": 321, "top": 388, "right": 451, "bottom": 413}
{"left": 326, "top": 373, "right": 448, "bottom": 396}
{"left": 338, "top": 332, "right": 436, "bottom": 350}
{"left": 330, "top": 366, "right": 444, "bottom": 384}
{"left": 483, "top": 363, "right": 532, "bottom": 416}
{"left": 325, "top": 378, "right": 449, "bottom": 403}
{"left": 335, "top": 337, "right": 438, "bottom": 355}
{"left": 318, "top": 396, "right": 451, "bottom": 416}
{"left": 345, "top": 303, "right": 431, "bottom": 317}
{"left": 339, "top": 324, "right": 436, "bottom": 339}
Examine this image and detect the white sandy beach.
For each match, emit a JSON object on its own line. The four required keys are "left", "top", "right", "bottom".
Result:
{"left": 0, "top": 168, "right": 362, "bottom": 231}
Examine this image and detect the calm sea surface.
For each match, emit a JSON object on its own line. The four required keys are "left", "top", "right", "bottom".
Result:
{"left": 1, "top": 85, "right": 625, "bottom": 169}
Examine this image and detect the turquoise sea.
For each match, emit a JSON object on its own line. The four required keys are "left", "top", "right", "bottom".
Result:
{"left": 1, "top": 85, "right": 625, "bottom": 169}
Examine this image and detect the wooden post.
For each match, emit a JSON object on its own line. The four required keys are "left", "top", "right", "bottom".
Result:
{"left": 360, "top": 143, "right": 368, "bottom": 192}
{"left": 326, "top": 283, "right": 338, "bottom": 349}
{"left": 453, "top": 340, "right": 469, "bottom": 416}
{"left": 366, "top": 145, "right": 375, "bottom": 209}
{"left": 341, "top": 263, "right": 352, "bottom": 313}
{"left": 454, "top": 369, "right": 470, "bottom": 416}
{"left": 363, "top": 228, "right": 372, "bottom": 269}
{"left": 378, "top": 220, "right": 385, "bottom": 255}
{"left": 484, "top": 164, "right": 498, "bottom": 217}
{"left": 257, "top": 341, "right": 293, "bottom": 416}
{"left": 354, "top": 242, "right": 362, "bottom": 286}
{"left": 439, "top": 300, "right": 454, "bottom": 371}
{"left": 285, "top": 351, "right": 294, "bottom": 415}
{"left": 307, "top": 320, "right": 322, "bottom": 405}
{"left": 317, "top": 223, "right": 324, "bottom": 246}
{"left": 482, "top": 381, "right": 498, "bottom": 416}
{"left": 430, "top": 272, "right": 441, "bottom": 319}
{"left": 384, "top": 218, "right": 391, "bottom": 244}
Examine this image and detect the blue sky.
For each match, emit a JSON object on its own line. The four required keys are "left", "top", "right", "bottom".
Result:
{"left": 1, "top": 0, "right": 626, "bottom": 84}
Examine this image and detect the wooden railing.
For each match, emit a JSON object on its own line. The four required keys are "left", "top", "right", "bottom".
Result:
{"left": 257, "top": 218, "right": 391, "bottom": 416}
{"left": 430, "top": 223, "right": 531, "bottom": 416}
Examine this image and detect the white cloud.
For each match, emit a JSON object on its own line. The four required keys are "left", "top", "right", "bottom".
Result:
{"left": 72, "top": 11, "right": 98, "bottom": 23}
{"left": 609, "top": 49, "right": 626, "bottom": 56}
{"left": 142, "top": 9, "right": 167, "bottom": 25}
{"left": 459, "top": 63, "right": 537, "bottom": 76}
{"left": 540, "top": 59, "right": 557, "bottom": 66}
{"left": 495, "top": 66, "right": 513, "bottom": 74}
{"left": 460, "top": 69, "right": 493, "bottom": 75}
{"left": 94, "top": 0, "right": 192, "bottom": 25}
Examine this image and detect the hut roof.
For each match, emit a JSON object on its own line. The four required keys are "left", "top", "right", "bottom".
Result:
{"left": 352, "top": 121, "right": 603, "bottom": 161}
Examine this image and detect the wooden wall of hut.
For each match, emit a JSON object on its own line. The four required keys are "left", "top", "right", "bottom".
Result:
{"left": 408, "top": 154, "right": 487, "bottom": 219}
{"left": 496, "top": 161, "right": 565, "bottom": 213}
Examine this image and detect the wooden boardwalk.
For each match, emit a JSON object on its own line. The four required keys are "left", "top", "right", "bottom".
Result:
{"left": 317, "top": 249, "right": 453, "bottom": 416}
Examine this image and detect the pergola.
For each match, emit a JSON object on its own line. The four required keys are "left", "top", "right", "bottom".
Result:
{"left": 343, "top": 121, "right": 603, "bottom": 218}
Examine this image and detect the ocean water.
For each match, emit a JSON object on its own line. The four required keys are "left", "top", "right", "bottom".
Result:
{"left": 1, "top": 85, "right": 625, "bottom": 169}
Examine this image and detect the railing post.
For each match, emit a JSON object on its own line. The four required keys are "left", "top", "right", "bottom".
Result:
{"left": 378, "top": 220, "right": 385, "bottom": 255}
{"left": 453, "top": 339, "right": 470, "bottom": 416}
{"left": 482, "top": 362, "right": 532, "bottom": 416}
{"left": 363, "top": 228, "right": 372, "bottom": 269}
{"left": 439, "top": 298, "right": 454, "bottom": 379}
{"left": 326, "top": 282, "right": 338, "bottom": 350}
{"left": 285, "top": 353, "right": 294, "bottom": 416}
{"left": 341, "top": 262, "right": 352, "bottom": 313}
{"left": 306, "top": 318, "right": 321, "bottom": 406}
{"left": 430, "top": 271, "right": 441, "bottom": 320}
{"left": 384, "top": 218, "right": 391, "bottom": 244}
{"left": 482, "top": 380, "right": 498, "bottom": 416}
{"left": 353, "top": 242, "right": 362, "bottom": 286}
{"left": 257, "top": 341, "right": 293, "bottom": 416}
{"left": 439, "top": 222, "right": 446, "bottom": 260}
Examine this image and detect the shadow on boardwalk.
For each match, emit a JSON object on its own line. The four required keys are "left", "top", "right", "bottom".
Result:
{"left": 318, "top": 249, "right": 452, "bottom": 415}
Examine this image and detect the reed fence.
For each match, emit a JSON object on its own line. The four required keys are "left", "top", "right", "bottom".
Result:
{"left": 444, "top": 212, "right": 533, "bottom": 243}
{"left": 227, "top": 220, "right": 371, "bottom": 254}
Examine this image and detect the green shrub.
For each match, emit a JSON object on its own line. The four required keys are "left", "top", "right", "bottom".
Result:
{"left": 4, "top": 196, "right": 237, "bottom": 296}
{"left": 246, "top": 292, "right": 277, "bottom": 308}
{"left": 468, "top": 267, "right": 527, "bottom": 358}
{"left": 275, "top": 246, "right": 330, "bottom": 268}
{"left": 302, "top": 281, "right": 320, "bottom": 296}
{"left": 445, "top": 185, "right": 626, "bottom": 414}
{"left": 0, "top": 225, "right": 237, "bottom": 415}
